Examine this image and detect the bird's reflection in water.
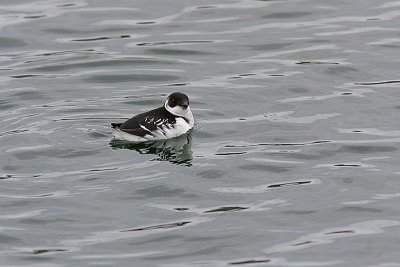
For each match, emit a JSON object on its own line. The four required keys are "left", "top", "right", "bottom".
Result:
{"left": 110, "top": 132, "right": 193, "bottom": 166}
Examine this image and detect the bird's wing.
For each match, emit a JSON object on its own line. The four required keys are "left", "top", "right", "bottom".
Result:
{"left": 119, "top": 115, "right": 171, "bottom": 137}
{"left": 140, "top": 116, "right": 171, "bottom": 131}
{"left": 111, "top": 121, "right": 149, "bottom": 136}
{"left": 112, "top": 107, "right": 173, "bottom": 137}
{"left": 117, "top": 127, "right": 151, "bottom": 137}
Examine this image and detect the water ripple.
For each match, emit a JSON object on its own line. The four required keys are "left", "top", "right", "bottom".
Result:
{"left": 60, "top": 216, "right": 212, "bottom": 247}
{"left": 265, "top": 220, "right": 400, "bottom": 254}
{"left": 213, "top": 179, "right": 319, "bottom": 194}
{"left": 202, "top": 112, "right": 340, "bottom": 124}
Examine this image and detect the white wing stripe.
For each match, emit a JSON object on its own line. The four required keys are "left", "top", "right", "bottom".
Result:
{"left": 140, "top": 124, "right": 151, "bottom": 132}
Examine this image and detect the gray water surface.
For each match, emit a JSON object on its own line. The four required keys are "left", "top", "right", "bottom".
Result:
{"left": 1, "top": 0, "right": 400, "bottom": 266}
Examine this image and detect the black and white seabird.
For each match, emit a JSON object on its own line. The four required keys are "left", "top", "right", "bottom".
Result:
{"left": 111, "top": 92, "right": 194, "bottom": 142}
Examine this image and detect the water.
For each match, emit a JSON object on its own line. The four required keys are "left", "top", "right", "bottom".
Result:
{"left": 1, "top": 0, "right": 400, "bottom": 266}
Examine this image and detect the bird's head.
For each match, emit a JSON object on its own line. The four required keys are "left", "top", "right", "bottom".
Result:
{"left": 165, "top": 92, "right": 190, "bottom": 116}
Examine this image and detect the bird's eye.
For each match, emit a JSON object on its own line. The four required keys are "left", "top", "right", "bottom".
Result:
{"left": 169, "top": 98, "right": 176, "bottom": 107}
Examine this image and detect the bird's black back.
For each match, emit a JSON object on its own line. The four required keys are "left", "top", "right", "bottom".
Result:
{"left": 112, "top": 106, "right": 177, "bottom": 137}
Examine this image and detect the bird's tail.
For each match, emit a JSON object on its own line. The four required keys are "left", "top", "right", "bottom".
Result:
{"left": 111, "top": 123, "right": 122, "bottom": 129}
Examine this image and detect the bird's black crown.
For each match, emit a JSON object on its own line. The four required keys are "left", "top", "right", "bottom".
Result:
{"left": 167, "top": 92, "right": 189, "bottom": 109}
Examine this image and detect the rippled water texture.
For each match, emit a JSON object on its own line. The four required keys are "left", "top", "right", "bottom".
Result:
{"left": 1, "top": 0, "right": 400, "bottom": 266}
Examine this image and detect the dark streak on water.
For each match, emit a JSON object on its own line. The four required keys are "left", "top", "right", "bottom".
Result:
{"left": 204, "top": 206, "right": 249, "bottom": 213}
{"left": 230, "top": 259, "right": 271, "bottom": 265}
{"left": 33, "top": 249, "right": 68, "bottom": 255}
{"left": 355, "top": 80, "right": 400, "bottom": 85}
{"left": 267, "top": 181, "right": 312, "bottom": 188}
{"left": 72, "top": 35, "right": 131, "bottom": 42}
{"left": 121, "top": 221, "right": 191, "bottom": 232}
{"left": 325, "top": 230, "right": 355, "bottom": 235}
